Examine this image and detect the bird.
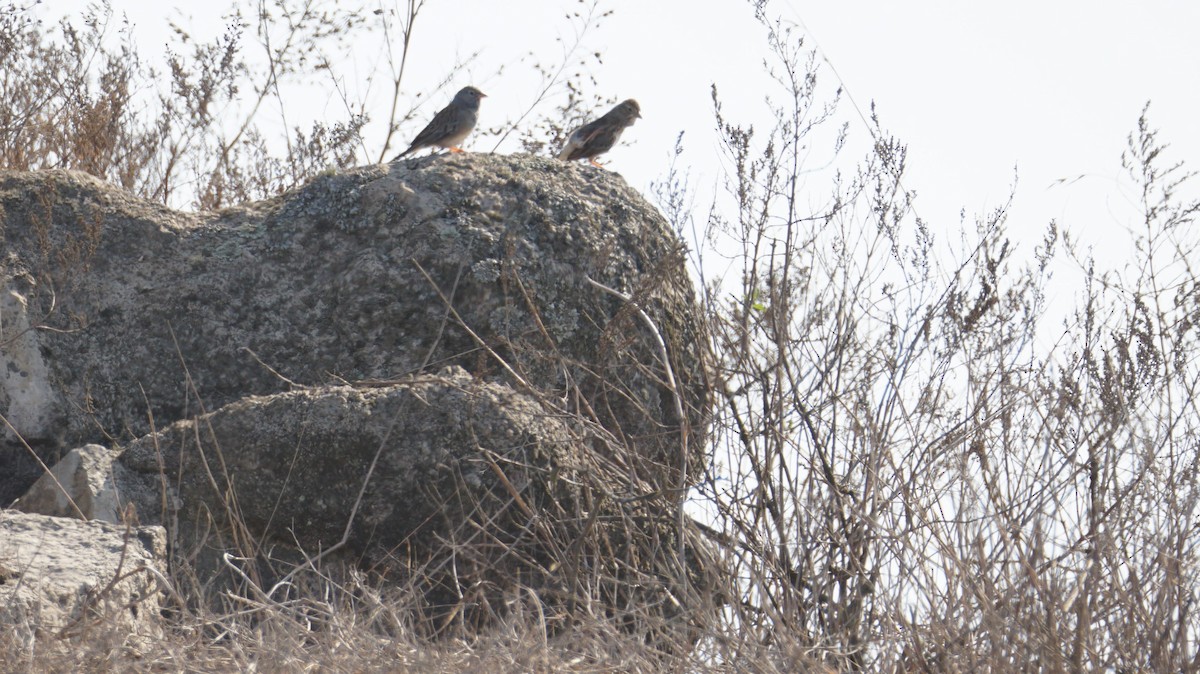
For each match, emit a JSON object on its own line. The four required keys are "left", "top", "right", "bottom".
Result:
{"left": 557, "top": 99, "right": 641, "bottom": 167}
{"left": 392, "top": 86, "right": 486, "bottom": 160}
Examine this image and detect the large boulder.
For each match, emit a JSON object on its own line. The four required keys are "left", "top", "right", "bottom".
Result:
{"left": 0, "top": 154, "right": 708, "bottom": 506}
{"left": 2, "top": 154, "right": 717, "bottom": 635}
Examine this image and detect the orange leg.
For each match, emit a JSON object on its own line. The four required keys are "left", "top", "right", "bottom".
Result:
{"left": 449, "top": 147, "right": 465, "bottom": 153}
{"left": 589, "top": 158, "right": 606, "bottom": 168}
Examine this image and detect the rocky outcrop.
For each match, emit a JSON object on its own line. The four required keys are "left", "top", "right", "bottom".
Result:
{"left": 1, "top": 154, "right": 715, "bottom": 638}
{"left": 0, "top": 154, "right": 707, "bottom": 507}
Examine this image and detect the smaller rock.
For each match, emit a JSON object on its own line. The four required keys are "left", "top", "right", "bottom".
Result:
{"left": 13, "top": 444, "right": 125, "bottom": 522}
{"left": 0, "top": 511, "right": 168, "bottom": 647}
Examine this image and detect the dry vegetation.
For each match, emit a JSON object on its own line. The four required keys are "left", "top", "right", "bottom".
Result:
{"left": 3, "top": 0, "right": 1200, "bottom": 672}
{"left": 684, "top": 13, "right": 1200, "bottom": 671}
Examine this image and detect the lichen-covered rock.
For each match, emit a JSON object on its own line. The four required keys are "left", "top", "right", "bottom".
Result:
{"left": 111, "top": 367, "right": 627, "bottom": 627}
{"left": 115, "top": 368, "right": 586, "bottom": 571}
{"left": 0, "top": 155, "right": 708, "bottom": 505}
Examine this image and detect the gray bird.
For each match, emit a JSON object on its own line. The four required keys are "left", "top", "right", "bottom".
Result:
{"left": 393, "top": 86, "right": 486, "bottom": 160}
{"left": 557, "top": 99, "right": 641, "bottom": 167}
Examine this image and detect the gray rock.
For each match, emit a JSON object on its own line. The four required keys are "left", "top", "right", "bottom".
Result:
{"left": 0, "top": 155, "right": 717, "bottom": 632}
{"left": 0, "top": 510, "right": 167, "bottom": 648}
{"left": 115, "top": 368, "right": 586, "bottom": 568}
{"left": 0, "top": 154, "right": 707, "bottom": 505}
{"left": 111, "top": 367, "right": 626, "bottom": 626}
{"left": 12, "top": 444, "right": 127, "bottom": 522}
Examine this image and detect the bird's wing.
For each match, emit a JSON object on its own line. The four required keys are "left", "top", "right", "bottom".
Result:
{"left": 556, "top": 133, "right": 583, "bottom": 160}
{"left": 404, "top": 103, "right": 460, "bottom": 153}
{"left": 557, "top": 118, "right": 607, "bottom": 161}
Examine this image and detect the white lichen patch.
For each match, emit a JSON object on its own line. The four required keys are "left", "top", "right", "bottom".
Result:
{"left": 0, "top": 288, "right": 57, "bottom": 442}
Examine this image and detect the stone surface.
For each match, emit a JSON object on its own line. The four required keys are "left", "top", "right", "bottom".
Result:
{"left": 0, "top": 288, "right": 57, "bottom": 444}
{"left": 0, "top": 155, "right": 716, "bottom": 630}
{"left": 115, "top": 367, "right": 588, "bottom": 575}
{"left": 0, "top": 510, "right": 167, "bottom": 646}
{"left": 13, "top": 444, "right": 126, "bottom": 522}
{"left": 0, "top": 154, "right": 707, "bottom": 505}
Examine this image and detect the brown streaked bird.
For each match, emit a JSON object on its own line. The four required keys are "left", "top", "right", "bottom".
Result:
{"left": 392, "top": 86, "right": 486, "bottom": 160}
{"left": 557, "top": 99, "right": 641, "bottom": 167}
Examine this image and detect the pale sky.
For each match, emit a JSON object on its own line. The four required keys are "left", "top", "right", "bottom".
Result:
{"left": 45, "top": 1, "right": 1200, "bottom": 275}
{"left": 795, "top": 2, "right": 1200, "bottom": 250}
